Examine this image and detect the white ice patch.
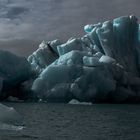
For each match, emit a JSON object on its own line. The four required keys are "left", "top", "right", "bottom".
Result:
{"left": 0, "top": 122, "right": 24, "bottom": 131}
{"left": 0, "top": 104, "right": 23, "bottom": 127}
{"left": 69, "top": 99, "right": 92, "bottom": 105}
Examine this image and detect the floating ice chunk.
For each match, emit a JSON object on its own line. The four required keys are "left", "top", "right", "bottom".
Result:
{"left": 0, "top": 104, "right": 23, "bottom": 125}
{"left": 7, "top": 96, "right": 24, "bottom": 102}
{"left": 0, "top": 104, "right": 23, "bottom": 131}
{"left": 0, "top": 15, "right": 139, "bottom": 103}
{"left": 0, "top": 122, "right": 24, "bottom": 131}
{"left": 30, "top": 15, "right": 140, "bottom": 103}
{"left": 69, "top": 99, "right": 92, "bottom": 105}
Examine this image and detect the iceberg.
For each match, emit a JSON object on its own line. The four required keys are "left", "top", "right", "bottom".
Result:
{"left": 0, "top": 50, "right": 33, "bottom": 100}
{"left": 0, "top": 15, "right": 140, "bottom": 103}
{"left": 30, "top": 15, "right": 140, "bottom": 103}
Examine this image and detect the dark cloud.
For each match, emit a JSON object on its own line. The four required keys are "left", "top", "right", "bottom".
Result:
{"left": 0, "top": 0, "right": 140, "bottom": 56}
{"left": 5, "top": 6, "right": 29, "bottom": 19}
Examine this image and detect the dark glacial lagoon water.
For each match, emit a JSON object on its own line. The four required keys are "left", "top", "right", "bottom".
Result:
{"left": 0, "top": 103, "right": 140, "bottom": 140}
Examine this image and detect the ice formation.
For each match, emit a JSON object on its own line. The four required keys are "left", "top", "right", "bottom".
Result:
{"left": 28, "top": 40, "right": 60, "bottom": 74}
{"left": 0, "top": 50, "right": 33, "bottom": 100}
{"left": 0, "top": 103, "right": 23, "bottom": 125}
{"left": 1, "top": 15, "right": 140, "bottom": 103}
{"left": 0, "top": 103, "right": 23, "bottom": 130}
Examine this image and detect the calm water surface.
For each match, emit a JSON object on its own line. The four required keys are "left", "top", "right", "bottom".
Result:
{"left": 0, "top": 103, "right": 140, "bottom": 140}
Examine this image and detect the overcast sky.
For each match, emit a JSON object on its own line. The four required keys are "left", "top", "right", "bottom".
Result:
{"left": 0, "top": 0, "right": 140, "bottom": 56}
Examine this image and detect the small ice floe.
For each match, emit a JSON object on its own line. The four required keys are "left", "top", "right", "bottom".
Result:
{"left": 0, "top": 122, "right": 24, "bottom": 131}
{"left": 69, "top": 99, "right": 92, "bottom": 105}
{"left": 0, "top": 103, "right": 24, "bottom": 131}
